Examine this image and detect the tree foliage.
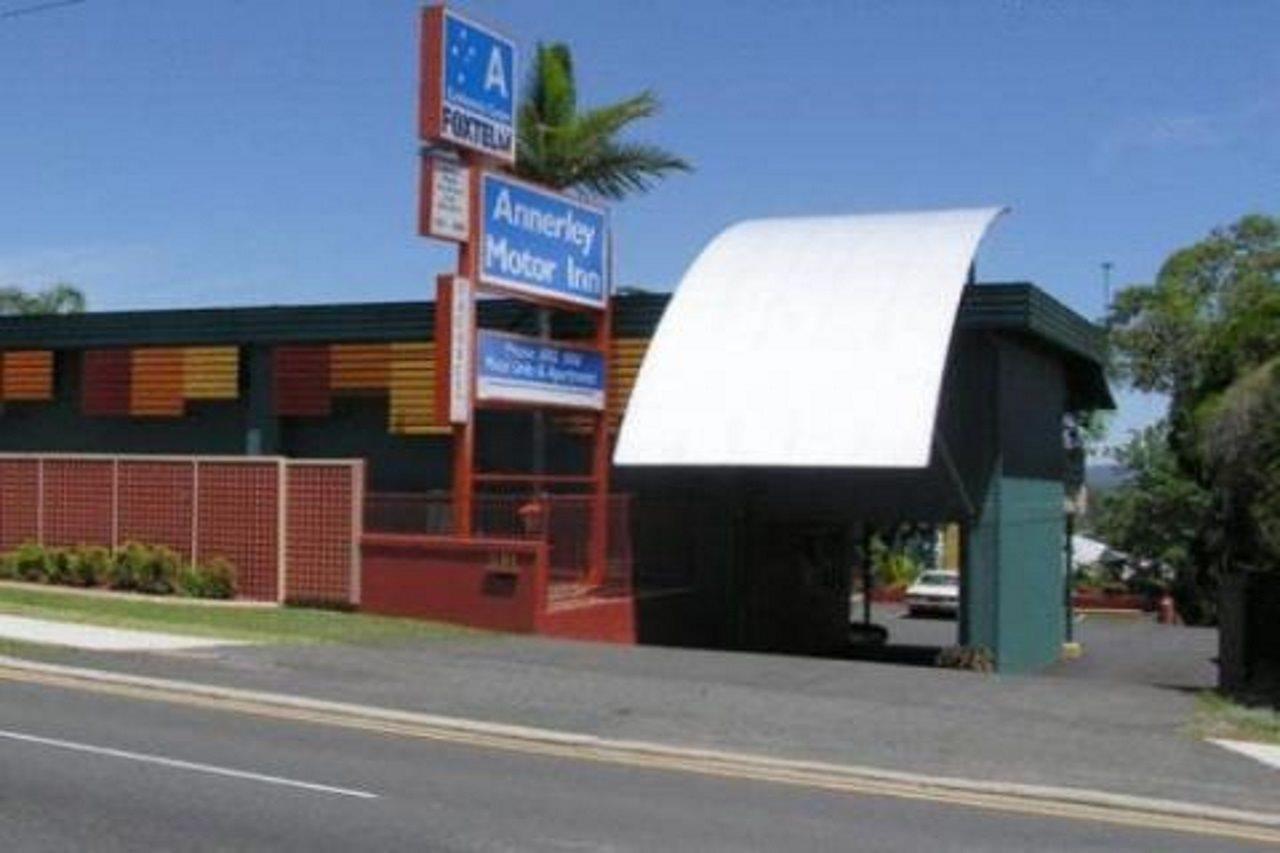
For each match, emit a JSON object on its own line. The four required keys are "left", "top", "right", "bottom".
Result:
{"left": 1110, "top": 214, "right": 1280, "bottom": 415}
{"left": 1094, "top": 423, "right": 1216, "bottom": 617}
{"left": 1101, "top": 214, "right": 1280, "bottom": 618}
{"left": 0, "top": 282, "right": 86, "bottom": 315}
{"left": 514, "top": 43, "right": 690, "bottom": 199}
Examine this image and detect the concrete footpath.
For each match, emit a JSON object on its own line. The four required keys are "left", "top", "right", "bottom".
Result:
{"left": 0, "top": 614, "right": 247, "bottom": 651}
{"left": 3, "top": 626, "right": 1277, "bottom": 818}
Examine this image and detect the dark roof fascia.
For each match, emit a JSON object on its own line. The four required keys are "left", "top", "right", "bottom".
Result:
{"left": 958, "top": 282, "right": 1107, "bottom": 365}
{"left": 958, "top": 282, "right": 1113, "bottom": 410}
{"left": 0, "top": 285, "right": 1106, "bottom": 367}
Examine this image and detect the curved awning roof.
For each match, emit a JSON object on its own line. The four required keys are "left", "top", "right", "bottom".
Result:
{"left": 614, "top": 207, "right": 1007, "bottom": 468}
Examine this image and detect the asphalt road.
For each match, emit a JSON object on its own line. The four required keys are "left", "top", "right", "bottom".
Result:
{"left": 0, "top": 679, "right": 1257, "bottom": 852}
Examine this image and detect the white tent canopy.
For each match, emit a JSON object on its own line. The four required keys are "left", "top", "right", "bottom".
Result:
{"left": 614, "top": 207, "right": 1007, "bottom": 468}
{"left": 1072, "top": 534, "right": 1125, "bottom": 569}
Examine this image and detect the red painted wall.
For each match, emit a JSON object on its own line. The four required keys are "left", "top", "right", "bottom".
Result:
{"left": 361, "top": 533, "right": 548, "bottom": 632}
{"left": 540, "top": 597, "right": 636, "bottom": 643}
{"left": 81, "top": 349, "right": 131, "bottom": 416}
{"left": 273, "top": 346, "right": 331, "bottom": 417}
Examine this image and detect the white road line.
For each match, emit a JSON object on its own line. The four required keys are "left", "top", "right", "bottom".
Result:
{"left": 0, "top": 728, "right": 378, "bottom": 799}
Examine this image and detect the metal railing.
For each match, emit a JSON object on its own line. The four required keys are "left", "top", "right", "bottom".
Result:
{"left": 364, "top": 490, "right": 633, "bottom": 589}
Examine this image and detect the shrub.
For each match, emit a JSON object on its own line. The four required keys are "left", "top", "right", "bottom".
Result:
{"left": 108, "top": 541, "right": 179, "bottom": 593}
{"left": 9, "top": 542, "right": 53, "bottom": 582}
{"left": 46, "top": 548, "right": 77, "bottom": 586}
{"left": 176, "top": 557, "right": 236, "bottom": 600}
{"left": 72, "top": 546, "right": 112, "bottom": 587}
{"left": 106, "top": 542, "right": 143, "bottom": 591}
{"left": 119, "top": 542, "right": 180, "bottom": 595}
{"left": 0, "top": 542, "right": 224, "bottom": 598}
{"left": 937, "top": 645, "right": 995, "bottom": 673}
{"left": 875, "top": 551, "right": 922, "bottom": 590}
{"left": 139, "top": 545, "right": 181, "bottom": 595}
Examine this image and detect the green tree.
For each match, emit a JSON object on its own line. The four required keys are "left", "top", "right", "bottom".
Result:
{"left": 1093, "top": 424, "right": 1215, "bottom": 618}
{"left": 1196, "top": 355, "right": 1280, "bottom": 569}
{"left": 1105, "top": 214, "right": 1280, "bottom": 618}
{"left": 514, "top": 43, "right": 690, "bottom": 199}
{"left": 1110, "top": 215, "right": 1279, "bottom": 432}
{"left": 0, "top": 282, "right": 86, "bottom": 315}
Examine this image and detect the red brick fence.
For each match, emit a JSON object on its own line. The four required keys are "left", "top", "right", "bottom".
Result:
{"left": 0, "top": 454, "right": 363, "bottom": 605}
{"left": 0, "top": 453, "right": 641, "bottom": 642}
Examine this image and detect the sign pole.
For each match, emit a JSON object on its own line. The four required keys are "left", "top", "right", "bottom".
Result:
{"left": 451, "top": 154, "right": 482, "bottom": 537}
{"left": 586, "top": 234, "right": 615, "bottom": 587}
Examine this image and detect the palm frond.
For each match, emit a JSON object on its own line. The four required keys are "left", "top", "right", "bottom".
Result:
{"left": 570, "top": 91, "right": 662, "bottom": 142}
{"left": 513, "top": 44, "right": 690, "bottom": 199}
{"left": 573, "top": 141, "right": 692, "bottom": 200}
{"left": 523, "top": 43, "right": 576, "bottom": 130}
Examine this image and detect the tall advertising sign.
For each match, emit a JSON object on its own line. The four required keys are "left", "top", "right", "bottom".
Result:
{"left": 418, "top": 7, "right": 612, "bottom": 559}
{"left": 420, "top": 6, "right": 517, "bottom": 163}
{"left": 478, "top": 173, "right": 610, "bottom": 309}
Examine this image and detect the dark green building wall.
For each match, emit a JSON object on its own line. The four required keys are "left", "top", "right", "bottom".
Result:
{"left": 964, "top": 337, "right": 1069, "bottom": 673}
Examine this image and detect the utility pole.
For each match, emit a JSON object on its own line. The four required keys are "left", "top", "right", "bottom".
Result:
{"left": 1101, "top": 261, "right": 1114, "bottom": 315}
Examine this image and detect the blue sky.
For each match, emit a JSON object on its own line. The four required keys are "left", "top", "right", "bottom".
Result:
{"left": 2, "top": 0, "right": 1277, "bottom": 446}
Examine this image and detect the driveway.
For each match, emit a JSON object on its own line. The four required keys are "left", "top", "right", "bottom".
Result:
{"left": 1047, "top": 613, "right": 1218, "bottom": 691}
{"left": 857, "top": 600, "right": 1218, "bottom": 692}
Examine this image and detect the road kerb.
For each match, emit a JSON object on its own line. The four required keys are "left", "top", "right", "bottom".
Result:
{"left": 1, "top": 654, "right": 1277, "bottom": 845}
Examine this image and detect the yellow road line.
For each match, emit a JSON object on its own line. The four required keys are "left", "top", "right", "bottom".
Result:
{"left": 2, "top": 665, "right": 1278, "bottom": 847}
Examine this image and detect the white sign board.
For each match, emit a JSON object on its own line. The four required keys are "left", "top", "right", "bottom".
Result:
{"left": 421, "top": 156, "right": 470, "bottom": 242}
{"left": 448, "top": 277, "right": 474, "bottom": 423}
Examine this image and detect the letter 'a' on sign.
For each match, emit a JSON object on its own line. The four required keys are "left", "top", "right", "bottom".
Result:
{"left": 420, "top": 6, "right": 517, "bottom": 164}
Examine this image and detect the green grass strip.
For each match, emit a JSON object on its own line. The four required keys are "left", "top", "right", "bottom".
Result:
{"left": 1193, "top": 691, "right": 1280, "bottom": 746}
{"left": 0, "top": 584, "right": 480, "bottom": 646}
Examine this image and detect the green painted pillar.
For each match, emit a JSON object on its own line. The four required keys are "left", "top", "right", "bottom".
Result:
{"left": 962, "top": 338, "right": 1068, "bottom": 673}
{"left": 244, "top": 344, "right": 279, "bottom": 455}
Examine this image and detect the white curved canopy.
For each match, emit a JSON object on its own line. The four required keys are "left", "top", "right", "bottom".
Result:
{"left": 614, "top": 207, "right": 1006, "bottom": 468}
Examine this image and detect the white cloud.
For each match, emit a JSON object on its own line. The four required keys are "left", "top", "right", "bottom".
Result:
{"left": 1095, "top": 92, "right": 1278, "bottom": 165}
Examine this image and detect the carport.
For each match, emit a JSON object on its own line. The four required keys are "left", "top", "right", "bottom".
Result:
{"left": 615, "top": 208, "right": 1113, "bottom": 673}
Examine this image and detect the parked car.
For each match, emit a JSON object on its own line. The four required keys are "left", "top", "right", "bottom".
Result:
{"left": 905, "top": 570, "right": 959, "bottom": 617}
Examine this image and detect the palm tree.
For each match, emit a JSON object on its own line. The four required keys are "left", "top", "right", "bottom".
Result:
{"left": 515, "top": 43, "right": 690, "bottom": 199}
{"left": 512, "top": 44, "right": 688, "bottom": 484}
{"left": 0, "top": 282, "right": 86, "bottom": 315}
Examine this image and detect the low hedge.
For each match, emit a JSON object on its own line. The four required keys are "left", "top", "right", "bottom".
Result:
{"left": 0, "top": 542, "right": 237, "bottom": 599}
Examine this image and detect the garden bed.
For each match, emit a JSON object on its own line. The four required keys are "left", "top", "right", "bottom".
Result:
{"left": 0, "top": 542, "right": 235, "bottom": 599}
{"left": 1071, "top": 591, "right": 1151, "bottom": 611}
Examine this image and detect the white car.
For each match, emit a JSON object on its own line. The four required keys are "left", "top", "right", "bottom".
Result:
{"left": 905, "top": 570, "right": 960, "bottom": 617}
